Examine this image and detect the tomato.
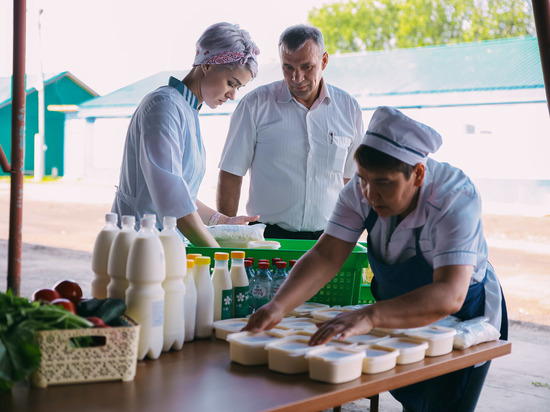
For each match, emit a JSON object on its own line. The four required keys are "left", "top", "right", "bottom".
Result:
{"left": 86, "top": 316, "right": 109, "bottom": 328}
{"left": 50, "top": 298, "right": 76, "bottom": 314}
{"left": 32, "top": 288, "right": 61, "bottom": 303}
{"left": 54, "top": 280, "right": 83, "bottom": 304}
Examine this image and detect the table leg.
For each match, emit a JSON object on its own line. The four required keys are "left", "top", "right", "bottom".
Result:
{"left": 368, "top": 394, "right": 379, "bottom": 412}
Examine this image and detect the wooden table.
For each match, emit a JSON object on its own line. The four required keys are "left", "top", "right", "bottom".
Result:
{"left": 2, "top": 338, "right": 511, "bottom": 412}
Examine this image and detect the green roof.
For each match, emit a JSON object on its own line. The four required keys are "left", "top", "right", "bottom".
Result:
{"left": 78, "top": 36, "right": 544, "bottom": 116}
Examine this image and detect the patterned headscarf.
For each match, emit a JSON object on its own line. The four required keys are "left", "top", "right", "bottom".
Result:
{"left": 194, "top": 44, "right": 260, "bottom": 66}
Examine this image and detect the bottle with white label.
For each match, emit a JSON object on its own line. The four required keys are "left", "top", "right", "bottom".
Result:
{"left": 194, "top": 256, "right": 214, "bottom": 338}
{"left": 159, "top": 216, "right": 186, "bottom": 352}
{"left": 107, "top": 215, "right": 137, "bottom": 300}
{"left": 230, "top": 251, "right": 249, "bottom": 318}
{"left": 184, "top": 259, "right": 197, "bottom": 342}
{"left": 212, "top": 252, "right": 232, "bottom": 321}
{"left": 251, "top": 261, "right": 272, "bottom": 312}
{"left": 272, "top": 261, "right": 288, "bottom": 296}
{"left": 91, "top": 213, "right": 120, "bottom": 299}
{"left": 125, "top": 217, "right": 166, "bottom": 360}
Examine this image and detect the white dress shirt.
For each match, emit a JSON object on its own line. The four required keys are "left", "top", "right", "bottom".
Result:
{"left": 112, "top": 77, "right": 205, "bottom": 229}
{"left": 325, "top": 158, "right": 503, "bottom": 330}
{"left": 219, "top": 79, "right": 364, "bottom": 232}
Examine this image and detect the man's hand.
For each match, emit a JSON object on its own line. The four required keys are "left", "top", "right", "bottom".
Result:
{"left": 242, "top": 301, "right": 285, "bottom": 333}
{"left": 226, "top": 214, "right": 260, "bottom": 225}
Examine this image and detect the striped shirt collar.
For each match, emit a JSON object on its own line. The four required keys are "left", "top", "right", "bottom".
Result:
{"left": 168, "top": 76, "right": 201, "bottom": 111}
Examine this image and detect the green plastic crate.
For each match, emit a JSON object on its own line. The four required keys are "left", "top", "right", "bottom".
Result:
{"left": 186, "top": 238, "right": 371, "bottom": 306}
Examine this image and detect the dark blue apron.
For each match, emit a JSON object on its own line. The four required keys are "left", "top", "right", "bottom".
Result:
{"left": 364, "top": 209, "right": 507, "bottom": 412}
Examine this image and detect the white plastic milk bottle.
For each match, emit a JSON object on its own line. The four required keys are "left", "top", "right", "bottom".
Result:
{"left": 187, "top": 253, "right": 202, "bottom": 284}
{"left": 107, "top": 215, "right": 137, "bottom": 300}
{"left": 230, "top": 251, "right": 249, "bottom": 318}
{"left": 194, "top": 256, "right": 214, "bottom": 338}
{"left": 91, "top": 213, "right": 120, "bottom": 299}
{"left": 212, "top": 252, "right": 232, "bottom": 321}
{"left": 159, "top": 216, "right": 186, "bottom": 352}
{"left": 184, "top": 259, "right": 197, "bottom": 342}
{"left": 125, "top": 217, "right": 166, "bottom": 360}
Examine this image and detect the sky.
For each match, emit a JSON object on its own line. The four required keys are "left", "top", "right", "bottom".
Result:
{"left": 1, "top": 0, "right": 331, "bottom": 95}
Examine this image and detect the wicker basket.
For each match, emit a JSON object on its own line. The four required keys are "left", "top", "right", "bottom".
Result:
{"left": 30, "top": 316, "right": 140, "bottom": 388}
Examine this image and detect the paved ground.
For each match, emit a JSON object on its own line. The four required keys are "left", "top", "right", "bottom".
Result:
{"left": 0, "top": 179, "right": 549, "bottom": 410}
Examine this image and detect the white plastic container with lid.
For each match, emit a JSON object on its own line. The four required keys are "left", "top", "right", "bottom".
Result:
{"left": 125, "top": 217, "right": 166, "bottom": 360}
{"left": 404, "top": 325, "right": 457, "bottom": 356}
{"left": 305, "top": 346, "right": 366, "bottom": 384}
{"left": 289, "top": 302, "right": 330, "bottom": 317}
{"left": 194, "top": 256, "right": 214, "bottom": 338}
{"left": 213, "top": 318, "right": 250, "bottom": 340}
{"left": 184, "top": 259, "right": 197, "bottom": 342}
{"left": 265, "top": 335, "right": 323, "bottom": 374}
{"left": 107, "top": 215, "right": 137, "bottom": 300}
{"left": 341, "top": 330, "right": 390, "bottom": 345}
{"left": 376, "top": 337, "right": 429, "bottom": 364}
{"left": 351, "top": 344, "right": 400, "bottom": 374}
{"left": 159, "top": 216, "right": 187, "bottom": 352}
{"left": 227, "top": 330, "right": 288, "bottom": 366}
{"left": 229, "top": 251, "right": 249, "bottom": 318}
{"left": 212, "top": 252, "right": 232, "bottom": 321}
{"left": 91, "top": 213, "right": 120, "bottom": 299}
{"left": 311, "top": 307, "right": 353, "bottom": 321}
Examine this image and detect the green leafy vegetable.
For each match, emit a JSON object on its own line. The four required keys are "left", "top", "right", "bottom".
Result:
{"left": 0, "top": 289, "right": 92, "bottom": 392}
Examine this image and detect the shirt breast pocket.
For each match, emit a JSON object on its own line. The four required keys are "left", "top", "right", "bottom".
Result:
{"left": 327, "top": 135, "right": 353, "bottom": 173}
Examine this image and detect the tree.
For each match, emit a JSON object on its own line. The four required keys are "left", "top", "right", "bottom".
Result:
{"left": 308, "top": 0, "right": 536, "bottom": 53}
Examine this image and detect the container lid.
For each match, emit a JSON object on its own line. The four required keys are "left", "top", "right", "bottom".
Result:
{"left": 187, "top": 253, "right": 202, "bottom": 260}
{"left": 213, "top": 318, "right": 249, "bottom": 337}
{"left": 214, "top": 252, "right": 229, "bottom": 260}
{"left": 341, "top": 330, "right": 390, "bottom": 345}
{"left": 121, "top": 215, "right": 135, "bottom": 226}
{"left": 376, "top": 337, "right": 429, "bottom": 354}
{"left": 227, "top": 331, "right": 287, "bottom": 347}
{"left": 186, "top": 259, "right": 195, "bottom": 268}
{"left": 275, "top": 261, "right": 287, "bottom": 269}
{"left": 163, "top": 216, "right": 177, "bottom": 227}
{"left": 352, "top": 344, "right": 400, "bottom": 362}
{"left": 231, "top": 251, "right": 246, "bottom": 259}
{"left": 248, "top": 240, "right": 281, "bottom": 249}
{"left": 404, "top": 325, "right": 457, "bottom": 341}
{"left": 195, "top": 256, "right": 211, "bottom": 265}
{"left": 280, "top": 318, "right": 319, "bottom": 331}
{"left": 305, "top": 346, "right": 366, "bottom": 364}
{"left": 105, "top": 212, "right": 118, "bottom": 223}
{"left": 290, "top": 302, "right": 330, "bottom": 316}
{"left": 311, "top": 307, "right": 352, "bottom": 321}
{"left": 265, "top": 336, "right": 317, "bottom": 355}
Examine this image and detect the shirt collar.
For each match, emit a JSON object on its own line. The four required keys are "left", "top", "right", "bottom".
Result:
{"left": 169, "top": 76, "right": 201, "bottom": 111}
{"left": 276, "top": 78, "right": 331, "bottom": 109}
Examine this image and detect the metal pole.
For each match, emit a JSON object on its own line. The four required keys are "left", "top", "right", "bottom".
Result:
{"left": 7, "top": 0, "right": 27, "bottom": 296}
{"left": 532, "top": 0, "right": 550, "bottom": 116}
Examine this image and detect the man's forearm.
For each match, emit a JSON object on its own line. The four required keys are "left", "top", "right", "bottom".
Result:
{"left": 217, "top": 170, "right": 243, "bottom": 217}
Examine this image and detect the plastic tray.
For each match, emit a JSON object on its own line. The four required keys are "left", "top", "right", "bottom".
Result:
{"left": 187, "top": 239, "right": 371, "bottom": 306}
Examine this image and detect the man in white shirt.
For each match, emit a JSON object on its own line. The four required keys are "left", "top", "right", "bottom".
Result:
{"left": 217, "top": 24, "right": 364, "bottom": 239}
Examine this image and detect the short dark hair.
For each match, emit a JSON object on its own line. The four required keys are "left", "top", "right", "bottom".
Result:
{"left": 279, "top": 24, "right": 324, "bottom": 53}
{"left": 354, "top": 145, "right": 415, "bottom": 179}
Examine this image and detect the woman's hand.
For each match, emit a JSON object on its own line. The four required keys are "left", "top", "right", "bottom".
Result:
{"left": 242, "top": 301, "right": 285, "bottom": 333}
{"left": 309, "top": 307, "right": 375, "bottom": 346}
{"left": 226, "top": 214, "right": 260, "bottom": 225}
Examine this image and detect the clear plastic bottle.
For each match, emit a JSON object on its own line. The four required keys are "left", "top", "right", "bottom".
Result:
{"left": 194, "top": 256, "right": 214, "bottom": 338}
{"left": 271, "top": 258, "right": 282, "bottom": 275}
{"left": 184, "top": 259, "right": 197, "bottom": 342}
{"left": 230, "top": 251, "right": 249, "bottom": 318}
{"left": 272, "top": 261, "right": 288, "bottom": 296}
{"left": 251, "top": 261, "right": 272, "bottom": 312}
{"left": 212, "top": 252, "right": 232, "bottom": 321}
{"left": 125, "top": 217, "right": 166, "bottom": 360}
{"left": 107, "top": 215, "right": 137, "bottom": 300}
{"left": 159, "top": 216, "right": 186, "bottom": 352}
{"left": 91, "top": 213, "right": 120, "bottom": 299}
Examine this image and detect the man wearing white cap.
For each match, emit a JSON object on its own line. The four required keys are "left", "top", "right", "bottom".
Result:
{"left": 244, "top": 107, "right": 508, "bottom": 412}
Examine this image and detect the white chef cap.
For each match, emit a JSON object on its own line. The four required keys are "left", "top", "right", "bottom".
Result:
{"left": 362, "top": 107, "right": 442, "bottom": 166}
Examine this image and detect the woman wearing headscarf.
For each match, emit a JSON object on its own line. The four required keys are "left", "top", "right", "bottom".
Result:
{"left": 112, "top": 22, "right": 260, "bottom": 246}
{"left": 245, "top": 107, "right": 508, "bottom": 412}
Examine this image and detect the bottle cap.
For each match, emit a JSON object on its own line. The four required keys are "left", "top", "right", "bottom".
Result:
{"left": 144, "top": 213, "right": 157, "bottom": 224}
{"left": 271, "top": 258, "right": 282, "bottom": 265}
{"left": 289, "top": 259, "right": 297, "bottom": 267}
{"left": 244, "top": 260, "right": 253, "bottom": 267}
{"left": 121, "top": 215, "right": 135, "bottom": 226}
{"left": 186, "top": 259, "right": 195, "bottom": 268}
{"left": 231, "top": 251, "right": 246, "bottom": 259}
{"left": 195, "top": 256, "right": 211, "bottom": 265}
{"left": 245, "top": 257, "right": 255, "bottom": 263}
{"left": 275, "top": 261, "right": 287, "bottom": 269}
{"left": 258, "top": 262, "right": 269, "bottom": 269}
{"left": 214, "top": 252, "right": 229, "bottom": 261}
{"left": 163, "top": 216, "right": 177, "bottom": 227}
{"left": 187, "top": 253, "right": 202, "bottom": 260}
{"left": 141, "top": 217, "right": 155, "bottom": 228}
{"left": 106, "top": 213, "right": 118, "bottom": 224}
